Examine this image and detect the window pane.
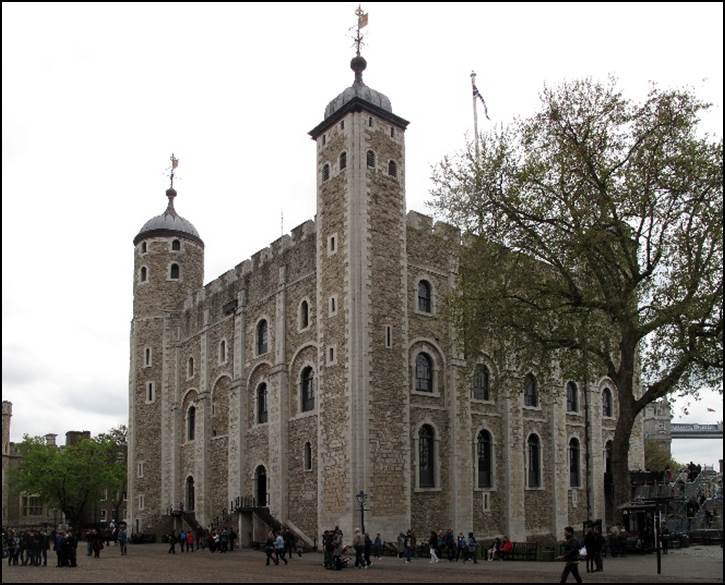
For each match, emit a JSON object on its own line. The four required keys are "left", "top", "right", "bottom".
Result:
{"left": 415, "top": 353, "right": 433, "bottom": 392}
{"left": 419, "top": 426, "right": 435, "bottom": 488}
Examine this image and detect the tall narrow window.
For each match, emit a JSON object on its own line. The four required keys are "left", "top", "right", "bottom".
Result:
{"left": 141, "top": 242, "right": 147, "bottom": 254}
{"left": 257, "top": 383, "right": 268, "bottom": 424}
{"left": 367, "top": 150, "right": 375, "bottom": 168}
{"left": 187, "top": 406, "right": 195, "bottom": 440}
{"left": 524, "top": 373, "right": 538, "bottom": 407}
{"left": 569, "top": 438, "right": 581, "bottom": 487}
{"left": 419, "top": 425, "right": 435, "bottom": 488}
{"left": 147, "top": 382, "right": 155, "bottom": 402}
{"left": 304, "top": 442, "right": 312, "bottom": 471}
{"left": 417, "top": 280, "right": 432, "bottom": 313}
{"left": 388, "top": 160, "right": 397, "bottom": 177}
{"left": 144, "top": 348, "right": 151, "bottom": 367}
{"left": 171, "top": 239, "right": 181, "bottom": 251}
{"left": 602, "top": 387, "right": 613, "bottom": 417}
{"left": 140, "top": 266, "right": 147, "bottom": 282}
{"left": 368, "top": 116, "right": 373, "bottom": 127}
{"left": 385, "top": 326, "right": 392, "bottom": 349}
{"left": 415, "top": 353, "right": 433, "bottom": 392}
{"left": 299, "top": 300, "right": 309, "bottom": 329}
{"left": 257, "top": 320, "right": 268, "bottom": 355}
{"left": 188, "top": 357, "right": 194, "bottom": 378}
{"left": 566, "top": 381, "right": 578, "bottom": 412}
{"left": 170, "top": 263, "right": 180, "bottom": 279}
{"left": 527, "top": 434, "right": 541, "bottom": 488}
{"left": 472, "top": 365, "right": 490, "bottom": 401}
{"left": 322, "top": 163, "right": 330, "bottom": 182}
{"left": 390, "top": 126, "right": 395, "bottom": 138}
{"left": 301, "top": 367, "right": 315, "bottom": 412}
{"left": 219, "top": 340, "right": 227, "bottom": 363}
{"left": 186, "top": 476, "right": 195, "bottom": 511}
{"left": 477, "top": 429, "right": 493, "bottom": 488}
{"left": 339, "top": 152, "right": 347, "bottom": 170}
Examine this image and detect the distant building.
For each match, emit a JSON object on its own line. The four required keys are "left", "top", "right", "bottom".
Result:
{"left": 1, "top": 401, "right": 126, "bottom": 530}
{"left": 643, "top": 399, "right": 672, "bottom": 457}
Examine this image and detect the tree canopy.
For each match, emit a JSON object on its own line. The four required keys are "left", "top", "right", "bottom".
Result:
{"left": 12, "top": 428, "right": 126, "bottom": 531}
{"left": 430, "top": 78, "right": 722, "bottom": 513}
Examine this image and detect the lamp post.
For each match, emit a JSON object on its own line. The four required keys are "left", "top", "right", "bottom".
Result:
{"left": 355, "top": 490, "right": 368, "bottom": 535}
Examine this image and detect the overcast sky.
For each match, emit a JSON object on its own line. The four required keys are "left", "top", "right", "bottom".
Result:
{"left": 2, "top": 3, "right": 722, "bottom": 466}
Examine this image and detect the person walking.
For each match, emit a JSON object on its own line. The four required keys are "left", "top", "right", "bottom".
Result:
{"left": 168, "top": 531, "right": 176, "bottom": 554}
{"left": 373, "top": 533, "right": 383, "bottom": 559}
{"left": 353, "top": 528, "right": 364, "bottom": 568}
{"left": 274, "top": 531, "right": 287, "bottom": 565}
{"left": 428, "top": 530, "right": 440, "bottom": 563}
{"left": 558, "top": 526, "right": 583, "bottom": 583}
{"left": 264, "top": 531, "right": 277, "bottom": 566}
{"left": 117, "top": 526, "right": 128, "bottom": 556}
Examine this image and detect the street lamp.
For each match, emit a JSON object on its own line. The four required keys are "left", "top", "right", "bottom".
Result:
{"left": 355, "top": 490, "right": 368, "bottom": 535}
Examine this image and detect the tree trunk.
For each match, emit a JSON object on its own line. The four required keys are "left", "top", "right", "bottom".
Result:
{"left": 611, "top": 399, "right": 636, "bottom": 524}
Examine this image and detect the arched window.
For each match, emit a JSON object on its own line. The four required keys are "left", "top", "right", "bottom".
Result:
{"left": 602, "top": 387, "right": 613, "bottom": 417}
{"left": 170, "top": 263, "right": 180, "bottom": 279}
{"left": 417, "top": 280, "right": 432, "bottom": 313}
{"left": 569, "top": 437, "right": 581, "bottom": 487}
{"left": 299, "top": 300, "right": 309, "bottom": 329}
{"left": 388, "top": 160, "right": 397, "bottom": 177}
{"left": 257, "top": 383, "right": 268, "bottom": 424}
{"left": 322, "top": 163, "right": 330, "bottom": 182}
{"left": 140, "top": 266, "right": 147, "bottom": 282}
{"left": 339, "top": 152, "right": 347, "bottom": 170}
{"left": 255, "top": 465, "right": 267, "bottom": 506}
{"left": 257, "top": 320, "right": 268, "bottom": 355}
{"left": 367, "top": 150, "right": 375, "bottom": 168}
{"left": 415, "top": 353, "right": 433, "bottom": 392}
{"left": 527, "top": 434, "right": 541, "bottom": 488}
{"left": 419, "top": 425, "right": 435, "bottom": 488}
{"left": 219, "top": 340, "right": 227, "bottom": 363}
{"left": 141, "top": 242, "right": 147, "bottom": 254}
{"left": 171, "top": 239, "right": 181, "bottom": 251}
{"left": 472, "top": 365, "right": 490, "bottom": 401}
{"left": 524, "top": 373, "right": 538, "bottom": 407}
{"left": 188, "top": 357, "right": 194, "bottom": 378}
{"left": 301, "top": 367, "right": 315, "bottom": 412}
{"left": 477, "top": 429, "right": 493, "bottom": 488}
{"left": 186, "top": 476, "right": 195, "bottom": 511}
{"left": 566, "top": 381, "right": 578, "bottom": 412}
{"left": 187, "top": 406, "right": 196, "bottom": 441}
{"left": 304, "top": 442, "right": 312, "bottom": 471}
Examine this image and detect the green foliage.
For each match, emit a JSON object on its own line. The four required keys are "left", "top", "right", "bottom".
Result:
{"left": 644, "top": 440, "right": 681, "bottom": 472}
{"left": 11, "top": 429, "right": 126, "bottom": 530}
{"left": 431, "top": 78, "right": 723, "bottom": 403}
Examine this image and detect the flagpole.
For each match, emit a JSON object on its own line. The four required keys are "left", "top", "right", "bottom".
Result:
{"left": 471, "top": 71, "right": 479, "bottom": 162}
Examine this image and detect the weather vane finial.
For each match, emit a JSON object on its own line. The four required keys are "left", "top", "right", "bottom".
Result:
{"left": 353, "top": 5, "right": 368, "bottom": 56}
{"left": 168, "top": 153, "right": 179, "bottom": 189}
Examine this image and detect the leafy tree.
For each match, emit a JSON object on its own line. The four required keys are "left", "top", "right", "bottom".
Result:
{"left": 430, "top": 79, "right": 722, "bottom": 516}
{"left": 96, "top": 424, "right": 128, "bottom": 524}
{"left": 11, "top": 430, "right": 126, "bottom": 532}
{"left": 644, "top": 439, "right": 681, "bottom": 473}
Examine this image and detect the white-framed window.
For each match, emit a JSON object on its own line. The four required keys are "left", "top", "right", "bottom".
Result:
{"left": 137, "top": 461, "right": 144, "bottom": 479}
{"left": 385, "top": 326, "right": 392, "bottom": 349}
{"left": 339, "top": 151, "right": 347, "bottom": 171}
{"left": 169, "top": 263, "right": 180, "bottom": 280}
{"left": 187, "top": 405, "right": 196, "bottom": 441}
{"left": 137, "top": 494, "right": 145, "bottom": 511}
{"left": 145, "top": 381, "right": 155, "bottom": 403}
{"left": 21, "top": 494, "right": 42, "bottom": 516}
{"left": 329, "top": 295, "right": 338, "bottom": 317}
{"left": 100, "top": 509, "right": 107, "bottom": 520}
{"left": 476, "top": 428, "right": 494, "bottom": 489}
{"left": 140, "top": 241, "right": 147, "bottom": 255}
{"left": 327, "top": 345, "right": 337, "bottom": 366}
{"left": 144, "top": 347, "right": 151, "bottom": 368}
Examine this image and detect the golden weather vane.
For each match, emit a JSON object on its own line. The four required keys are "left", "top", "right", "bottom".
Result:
{"left": 352, "top": 5, "right": 368, "bottom": 56}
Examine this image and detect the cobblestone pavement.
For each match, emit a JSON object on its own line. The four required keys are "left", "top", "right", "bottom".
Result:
{"left": 2, "top": 544, "right": 722, "bottom": 583}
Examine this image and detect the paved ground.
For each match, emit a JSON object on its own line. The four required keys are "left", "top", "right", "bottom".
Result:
{"left": 2, "top": 543, "right": 722, "bottom": 582}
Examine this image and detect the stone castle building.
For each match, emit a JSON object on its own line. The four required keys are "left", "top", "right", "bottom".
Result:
{"left": 128, "top": 51, "right": 644, "bottom": 544}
